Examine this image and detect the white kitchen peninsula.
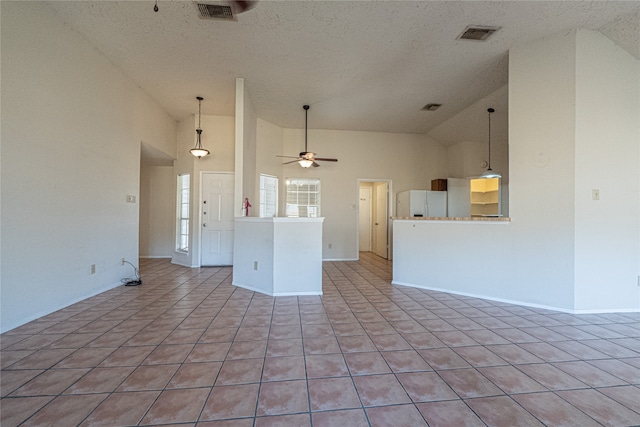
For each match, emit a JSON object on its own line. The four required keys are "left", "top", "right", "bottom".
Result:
{"left": 392, "top": 217, "right": 512, "bottom": 303}
{"left": 233, "top": 217, "right": 324, "bottom": 296}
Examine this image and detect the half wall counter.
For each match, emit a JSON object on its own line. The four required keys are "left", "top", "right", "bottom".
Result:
{"left": 233, "top": 217, "right": 324, "bottom": 296}
{"left": 392, "top": 216, "right": 512, "bottom": 302}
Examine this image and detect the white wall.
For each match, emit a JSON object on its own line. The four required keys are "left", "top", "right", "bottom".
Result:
{"left": 234, "top": 78, "right": 260, "bottom": 219}
{"left": 173, "top": 114, "right": 235, "bottom": 267}
{"left": 256, "top": 118, "right": 286, "bottom": 207}
{"left": 435, "top": 85, "right": 510, "bottom": 216}
{"left": 139, "top": 165, "right": 175, "bottom": 257}
{"left": 433, "top": 85, "right": 509, "bottom": 178}
{"left": 233, "top": 218, "right": 323, "bottom": 296}
{"left": 1, "top": 2, "right": 177, "bottom": 332}
{"left": 256, "top": 119, "right": 286, "bottom": 177}
{"left": 281, "top": 128, "right": 447, "bottom": 260}
{"left": 573, "top": 29, "right": 640, "bottom": 311}
{"left": 393, "top": 29, "right": 639, "bottom": 313}
{"left": 509, "top": 30, "right": 579, "bottom": 310}
{"left": 171, "top": 117, "right": 196, "bottom": 267}
{"left": 393, "top": 220, "right": 516, "bottom": 304}
{"left": 252, "top": 118, "right": 286, "bottom": 218}
{"left": 241, "top": 81, "right": 258, "bottom": 216}
{"left": 509, "top": 29, "right": 638, "bottom": 311}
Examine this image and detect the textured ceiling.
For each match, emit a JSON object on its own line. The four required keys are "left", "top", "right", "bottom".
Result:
{"left": 46, "top": 1, "right": 639, "bottom": 135}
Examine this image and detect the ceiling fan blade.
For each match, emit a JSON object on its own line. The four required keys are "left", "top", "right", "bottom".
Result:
{"left": 283, "top": 159, "right": 301, "bottom": 165}
{"left": 276, "top": 155, "right": 301, "bottom": 159}
{"left": 312, "top": 161, "right": 320, "bottom": 167}
{"left": 314, "top": 157, "right": 338, "bottom": 162}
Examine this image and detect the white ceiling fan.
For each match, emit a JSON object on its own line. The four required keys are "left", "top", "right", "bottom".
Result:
{"left": 278, "top": 105, "right": 338, "bottom": 168}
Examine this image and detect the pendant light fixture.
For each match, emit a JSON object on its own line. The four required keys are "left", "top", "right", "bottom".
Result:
{"left": 190, "top": 96, "right": 210, "bottom": 158}
{"left": 480, "top": 107, "right": 501, "bottom": 179}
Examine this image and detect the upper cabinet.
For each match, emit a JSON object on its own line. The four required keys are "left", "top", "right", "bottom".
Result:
{"left": 470, "top": 178, "right": 501, "bottom": 217}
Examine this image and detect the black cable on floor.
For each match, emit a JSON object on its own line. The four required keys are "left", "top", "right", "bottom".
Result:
{"left": 121, "top": 260, "right": 142, "bottom": 286}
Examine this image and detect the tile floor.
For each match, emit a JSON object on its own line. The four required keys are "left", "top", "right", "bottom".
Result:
{"left": 1, "top": 253, "right": 640, "bottom": 426}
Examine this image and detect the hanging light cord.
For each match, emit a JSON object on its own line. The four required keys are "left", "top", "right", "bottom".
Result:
{"left": 198, "top": 97, "right": 202, "bottom": 130}
{"left": 304, "top": 105, "right": 309, "bottom": 152}
{"left": 487, "top": 108, "right": 494, "bottom": 169}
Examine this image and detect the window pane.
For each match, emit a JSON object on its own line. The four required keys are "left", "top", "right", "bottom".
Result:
{"left": 176, "top": 174, "right": 190, "bottom": 252}
{"left": 259, "top": 174, "right": 278, "bottom": 217}
{"left": 285, "top": 178, "right": 320, "bottom": 218}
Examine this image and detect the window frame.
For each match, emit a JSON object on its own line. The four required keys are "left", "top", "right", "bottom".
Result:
{"left": 285, "top": 177, "right": 321, "bottom": 218}
{"left": 259, "top": 174, "right": 279, "bottom": 218}
{"left": 175, "top": 173, "right": 190, "bottom": 253}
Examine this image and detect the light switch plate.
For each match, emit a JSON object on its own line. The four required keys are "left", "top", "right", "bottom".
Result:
{"left": 127, "top": 195, "right": 136, "bottom": 203}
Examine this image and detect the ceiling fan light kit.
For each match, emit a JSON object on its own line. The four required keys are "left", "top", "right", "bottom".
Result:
{"left": 190, "top": 96, "right": 210, "bottom": 159}
{"left": 278, "top": 104, "right": 338, "bottom": 168}
{"left": 480, "top": 107, "right": 501, "bottom": 179}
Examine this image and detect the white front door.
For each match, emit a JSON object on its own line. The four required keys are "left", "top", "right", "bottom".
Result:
{"left": 374, "top": 182, "right": 388, "bottom": 259}
{"left": 201, "top": 173, "right": 234, "bottom": 266}
{"left": 359, "top": 187, "right": 372, "bottom": 251}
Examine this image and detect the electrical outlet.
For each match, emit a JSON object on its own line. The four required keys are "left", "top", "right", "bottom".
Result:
{"left": 90, "top": 264, "right": 96, "bottom": 275}
{"left": 592, "top": 189, "right": 600, "bottom": 201}
{"left": 121, "top": 258, "right": 126, "bottom": 266}
{"left": 253, "top": 261, "right": 258, "bottom": 271}
{"left": 126, "top": 195, "right": 136, "bottom": 203}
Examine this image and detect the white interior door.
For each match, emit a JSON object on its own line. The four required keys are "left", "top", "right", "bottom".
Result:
{"left": 359, "top": 186, "right": 372, "bottom": 251}
{"left": 374, "top": 182, "right": 388, "bottom": 259}
{"left": 201, "top": 173, "right": 234, "bottom": 266}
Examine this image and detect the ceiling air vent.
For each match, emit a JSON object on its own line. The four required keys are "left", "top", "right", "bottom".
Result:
{"left": 195, "top": 1, "right": 236, "bottom": 20}
{"left": 457, "top": 26, "right": 500, "bottom": 41}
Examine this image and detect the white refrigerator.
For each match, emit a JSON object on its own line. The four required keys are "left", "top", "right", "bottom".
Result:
{"left": 446, "top": 178, "right": 471, "bottom": 217}
{"left": 396, "top": 190, "right": 447, "bottom": 217}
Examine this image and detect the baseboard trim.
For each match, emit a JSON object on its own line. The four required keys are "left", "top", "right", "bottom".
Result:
{"left": 232, "top": 281, "right": 322, "bottom": 297}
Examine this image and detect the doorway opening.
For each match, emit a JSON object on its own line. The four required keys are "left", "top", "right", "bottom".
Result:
{"left": 357, "top": 179, "right": 392, "bottom": 260}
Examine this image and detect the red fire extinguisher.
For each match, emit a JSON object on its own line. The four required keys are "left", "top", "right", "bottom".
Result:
{"left": 243, "top": 198, "right": 252, "bottom": 217}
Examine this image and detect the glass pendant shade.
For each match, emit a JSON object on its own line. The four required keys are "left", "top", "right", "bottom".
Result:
{"left": 480, "top": 168, "right": 501, "bottom": 179}
{"left": 190, "top": 148, "right": 210, "bottom": 158}
{"left": 298, "top": 159, "right": 313, "bottom": 168}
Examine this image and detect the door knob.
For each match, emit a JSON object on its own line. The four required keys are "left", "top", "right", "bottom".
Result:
{"left": 203, "top": 223, "right": 207, "bottom": 227}
{"left": 375, "top": 223, "right": 379, "bottom": 225}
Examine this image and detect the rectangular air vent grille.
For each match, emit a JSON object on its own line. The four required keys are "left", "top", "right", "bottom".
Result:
{"left": 196, "top": 2, "right": 235, "bottom": 20}
{"left": 458, "top": 26, "right": 500, "bottom": 41}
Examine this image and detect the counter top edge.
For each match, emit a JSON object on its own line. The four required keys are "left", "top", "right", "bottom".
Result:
{"left": 235, "top": 217, "right": 325, "bottom": 223}
{"left": 391, "top": 216, "right": 511, "bottom": 222}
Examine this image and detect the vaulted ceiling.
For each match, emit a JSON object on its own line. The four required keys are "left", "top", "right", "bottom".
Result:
{"left": 46, "top": 1, "right": 639, "bottom": 136}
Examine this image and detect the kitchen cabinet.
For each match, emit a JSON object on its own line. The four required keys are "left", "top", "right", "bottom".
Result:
{"left": 470, "top": 178, "right": 501, "bottom": 217}
{"left": 431, "top": 179, "right": 448, "bottom": 191}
